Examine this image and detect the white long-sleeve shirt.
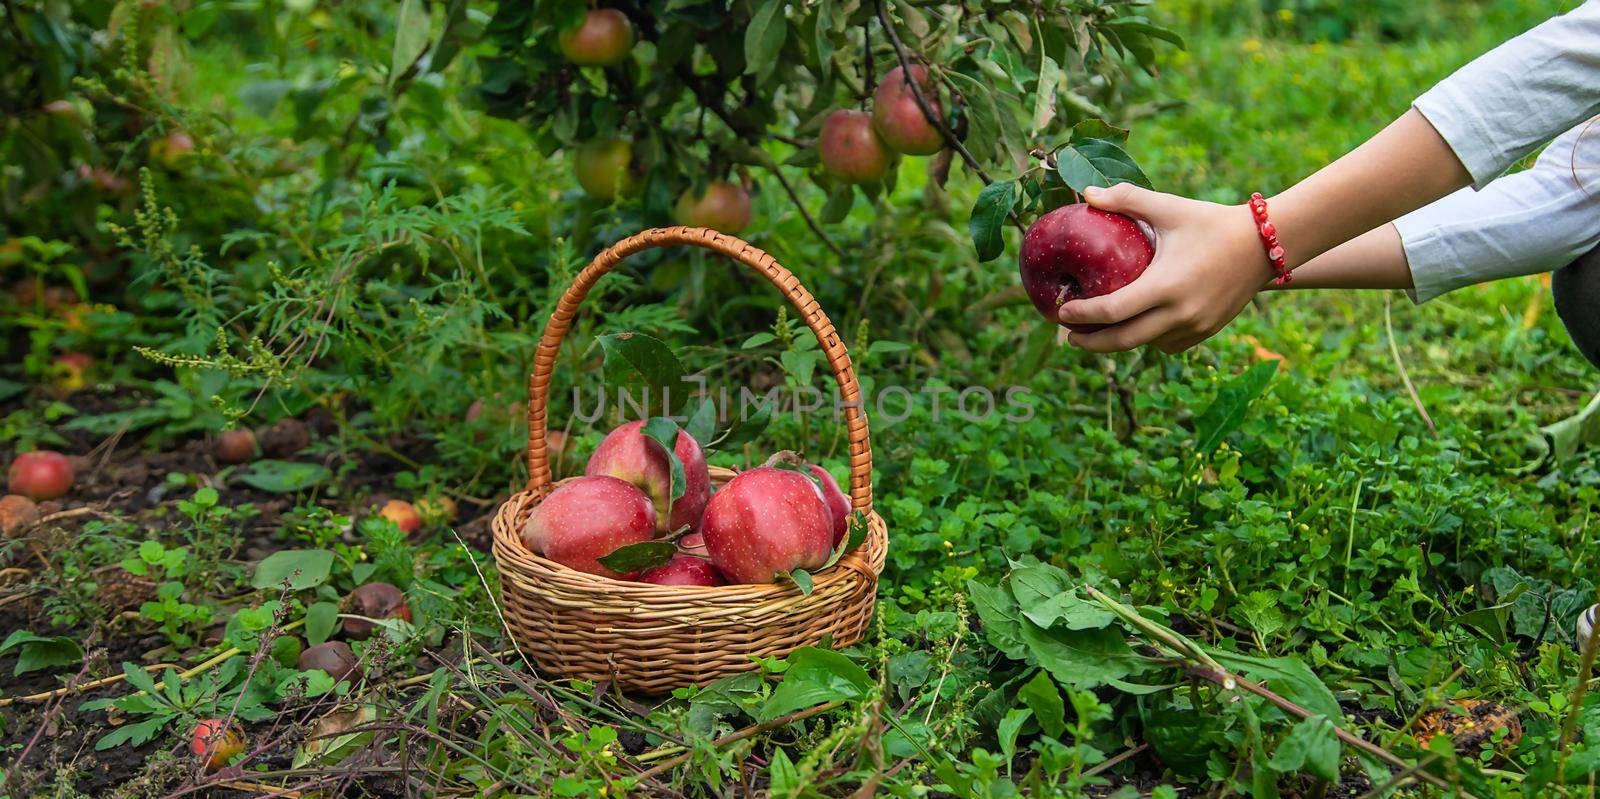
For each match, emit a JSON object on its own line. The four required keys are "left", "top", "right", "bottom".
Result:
{"left": 1394, "top": 0, "right": 1600, "bottom": 303}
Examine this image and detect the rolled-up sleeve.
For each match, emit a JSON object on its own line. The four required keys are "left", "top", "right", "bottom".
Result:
{"left": 1397, "top": 119, "right": 1600, "bottom": 303}
{"left": 1413, "top": 1, "right": 1600, "bottom": 188}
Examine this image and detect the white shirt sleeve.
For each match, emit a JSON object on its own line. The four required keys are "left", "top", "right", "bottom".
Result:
{"left": 1412, "top": 0, "right": 1600, "bottom": 188}
{"left": 1396, "top": 119, "right": 1600, "bottom": 303}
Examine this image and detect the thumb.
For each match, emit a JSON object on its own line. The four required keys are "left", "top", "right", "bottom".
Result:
{"left": 1083, "top": 182, "right": 1172, "bottom": 224}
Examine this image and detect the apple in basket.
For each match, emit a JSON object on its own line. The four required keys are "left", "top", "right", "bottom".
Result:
{"left": 521, "top": 475, "right": 658, "bottom": 579}
{"left": 701, "top": 467, "right": 834, "bottom": 585}
{"left": 638, "top": 552, "right": 725, "bottom": 586}
{"left": 586, "top": 420, "right": 711, "bottom": 534}
{"left": 807, "top": 463, "right": 851, "bottom": 546}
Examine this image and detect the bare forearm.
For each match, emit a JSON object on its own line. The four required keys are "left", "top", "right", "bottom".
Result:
{"left": 1268, "top": 223, "right": 1413, "bottom": 291}
{"left": 1270, "top": 108, "right": 1471, "bottom": 271}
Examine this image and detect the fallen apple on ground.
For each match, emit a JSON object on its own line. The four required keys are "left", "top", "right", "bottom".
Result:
{"left": 297, "top": 641, "right": 362, "bottom": 683}
{"left": 213, "top": 428, "right": 257, "bottom": 465}
{"left": 585, "top": 420, "right": 710, "bottom": 534}
{"left": 191, "top": 719, "right": 246, "bottom": 771}
{"left": 342, "top": 582, "right": 411, "bottom": 639}
{"left": 378, "top": 499, "right": 422, "bottom": 535}
{"left": 701, "top": 467, "right": 834, "bottom": 585}
{"left": 1019, "top": 203, "right": 1154, "bottom": 330}
{"left": 521, "top": 475, "right": 658, "bottom": 579}
{"left": 7, "top": 450, "right": 74, "bottom": 501}
{"left": 0, "top": 494, "right": 41, "bottom": 538}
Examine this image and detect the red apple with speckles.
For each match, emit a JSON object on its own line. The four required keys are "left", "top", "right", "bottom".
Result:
{"left": 807, "top": 464, "right": 851, "bottom": 546}
{"left": 1019, "top": 203, "right": 1154, "bottom": 330}
{"left": 701, "top": 467, "right": 834, "bottom": 585}
{"left": 191, "top": 719, "right": 246, "bottom": 771}
{"left": 872, "top": 65, "right": 944, "bottom": 156}
{"left": 378, "top": 499, "right": 422, "bottom": 535}
{"left": 819, "top": 110, "right": 892, "bottom": 184}
{"left": 637, "top": 553, "right": 725, "bottom": 586}
{"left": 521, "top": 475, "right": 658, "bottom": 579}
{"left": 213, "top": 428, "right": 257, "bottom": 464}
{"left": 679, "top": 531, "right": 709, "bottom": 558}
{"left": 585, "top": 421, "right": 710, "bottom": 534}
{"left": 558, "top": 8, "right": 634, "bottom": 67}
{"left": 7, "top": 450, "right": 74, "bottom": 501}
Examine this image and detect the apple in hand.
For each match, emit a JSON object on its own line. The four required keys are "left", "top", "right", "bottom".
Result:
{"left": 872, "top": 65, "right": 943, "bottom": 156}
{"left": 585, "top": 420, "right": 711, "bottom": 534}
{"left": 701, "top": 467, "right": 834, "bottom": 585}
{"left": 1018, "top": 203, "right": 1154, "bottom": 330}
{"left": 819, "top": 110, "right": 892, "bottom": 185}
{"left": 521, "top": 475, "right": 657, "bottom": 579}
{"left": 7, "top": 450, "right": 74, "bottom": 501}
{"left": 342, "top": 582, "right": 411, "bottom": 640}
{"left": 191, "top": 719, "right": 246, "bottom": 771}
{"left": 558, "top": 8, "right": 635, "bottom": 67}
{"left": 674, "top": 181, "right": 753, "bottom": 234}
{"left": 637, "top": 553, "right": 725, "bottom": 586}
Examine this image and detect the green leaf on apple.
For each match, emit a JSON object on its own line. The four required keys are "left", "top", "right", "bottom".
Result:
{"left": 598, "top": 540, "right": 677, "bottom": 574}
{"left": 641, "top": 416, "right": 687, "bottom": 501}
{"left": 1193, "top": 360, "right": 1279, "bottom": 454}
{"left": 597, "top": 331, "right": 693, "bottom": 415}
{"left": 969, "top": 179, "right": 1017, "bottom": 263}
{"left": 782, "top": 568, "right": 814, "bottom": 596}
{"left": 684, "top": 398, "right": 718, "bottom": 449}
{"left": 1056, "top": 138, "right": 1151, "bottom": 194}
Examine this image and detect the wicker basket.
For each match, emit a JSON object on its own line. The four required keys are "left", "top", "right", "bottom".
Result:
{"left": 490, "top": 226, "right": 888, "bottom": 694}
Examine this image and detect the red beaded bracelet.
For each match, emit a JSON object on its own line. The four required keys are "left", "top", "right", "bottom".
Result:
{"left": 1248, "top": 192, "right": 1291, "bottom": 285}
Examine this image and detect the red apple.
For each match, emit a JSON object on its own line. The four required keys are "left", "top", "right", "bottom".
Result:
{"left": 0, "top": 494, "right": 41, "bottom": 538}
{"left": 342, "top": 582, "right": 411, "bottom": 640}
{"left": 378, "top": 499, "right": 422, "bottom": 535}
{"left": 819, "top": 109, "right": 892, "bottom": 184}
{"left": 213, "top": 428, "right": 257, "bottom": 464}
{"left": 674, "top": 181, "right": 753, "bottom": 234}
{"left": 637, "top": 553, "right": 725, "bottom": 586}
{"left": 558, "top": 8, "right": 635, "bottom": 67}
{"left": 7, "top": 450, "right": 74, "bottom": 501}
{"left": 585, "top": 420, "right": 711, "bottom": 534}
{"left": 1019, "top": 203, "right": 1154, "bottom": 328}
{"left": 573, "top": 138, "right": 639, "bottom": 199}
{"left": 297, "top": 641, "right": 362, "bottom": 683}
{"left": 701, "top": 467, "right": 834, "bottom": 584}
{"left": 521, "top": 475, "right": 658, "bottom": 579}
{"left": 808, "top": 464, "right": 851, "bottom": 546}
{"left": 190, "top": 719, "right": 246, "bottom": 771}
{"left": 872, "top": 65, "right": 944, "bottom": 156}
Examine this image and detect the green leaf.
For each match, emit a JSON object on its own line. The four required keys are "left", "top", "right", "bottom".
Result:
{"left": 597, "top": 541, "right": 677, "bottom": 574}
{"left": 1070, "top": 119, "right": 1130, "bottom": 145}
{"left": 744, "top": 0, "right": 787, "bottom": 79}
{"left": 1019, "top": 621, "right": 1137, "bottom": 688}
{"left": 1213, "top": 652, "right": 1342, "bottom": 720}
{"left": 390, "top": 0, "right": 431, "bottom": 88}
{"left": 947, "top": 72, "right": 999, "bottom": 166}
{"left": 824, "top": 511, "right": 869, "bottom": 568}
{"left": 1193, "top": 360, "right": 1279, "bottom": 454}
{"left": 785, "top": 568, "right": 814, "bottom": 596}
{"left": 252, "top": 549, "right": 335, "bottom": 591}
{"left": 597, "top": 332, "right": 692, "bottom": 415}
{"left": 768, "top": 747, "right": 800, "bottom": 795}
{"left": 998, "top": 708, "right": 1032, "bottom": 762}
{"left": 96, "top": 715, "right": 169, "bottom": 751}
{"left": 641, "top": 417, "right": 687, "bottom": 502}
{"left": 820, "top": 184, "right": 854, "bottom": 223}
{"left": 684, "top": 399, "right": 718, "bottom": 448}
{"left": 741, "top": 332, "right": 776, "bottom": 349}
{"left": 1017, "top": 670, "right": 1066, "bottom": 738}
{"left": 1021, "top": 590, "right": 1117, "bottom": 631}
{"left": 305, "top": 601, "right": 339, "bottom": 647}
{"left": 711, "top": 396, "right": 772, "bottom": 450}
{"left": 967, "top": 579, "right": 1029, "bottom": 660}
{"left": 969, "top": 180, "right": 1017, "bottom": 263}
{"left": 1267, "top": 715, "right": 1341, "bottom": 781}
{"left": 1056, "top": 138, "right": 1152, "bottom": 193}
{"left": 760, "top": 647, "right": 871, "bottom": 720}
{"left": 239, "top": 460, "right": 332, "bottom": 493}
{"left": 1030, "top": 55, "right": 1061, "bottom": 134}
{"left": 1, "top": 630, "right": 84, "bottom": 676}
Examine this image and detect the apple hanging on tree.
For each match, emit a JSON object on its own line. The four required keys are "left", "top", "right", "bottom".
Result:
{"left": 871, "top": 65, "right": 944, "bottom": 156}
{"left": 674, "top": 181, "right": 753, "bottom": 234}
{"left": 573, "top": 138, "right": 639, "bottom": 200}
{"left": 558, "top": 8, "right": 635, "bottom": 67}
{"left": 818, "top": 110, "right": 892, "bottom": 185}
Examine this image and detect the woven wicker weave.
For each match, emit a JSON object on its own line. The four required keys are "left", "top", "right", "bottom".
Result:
{"left": 490, "top": 226, "right": 888, "bottom": 693}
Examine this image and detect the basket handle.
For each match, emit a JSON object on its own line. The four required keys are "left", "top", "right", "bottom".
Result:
{"left": 526, "top": 226, "right": 874, "bottom": 514}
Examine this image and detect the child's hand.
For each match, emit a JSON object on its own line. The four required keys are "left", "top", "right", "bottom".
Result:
{"left": 1058, "top": 183, "right": 1276, "bottom": 353}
